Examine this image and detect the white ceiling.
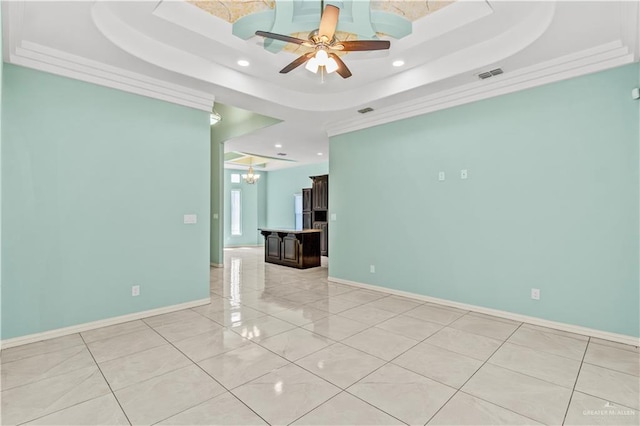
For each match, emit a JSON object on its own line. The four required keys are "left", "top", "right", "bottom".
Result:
{"left": 3, "top": 1, "right": 639, "bottom": 170}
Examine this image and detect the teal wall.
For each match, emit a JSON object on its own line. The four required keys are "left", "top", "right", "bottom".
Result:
{"left": 330, "top": 63, "right": 640, "bottom": 337}
{"left": 266, "top": 162, "right": 329, "bottom": 229}
{"left": 210, "top": 104, "right": 280, "bottom": 265}
{"left": 0, "top": 6, "right": 4, "bottom": 337}
{"left": 2, "top": 65, "right": 210, "bottom": 340}
{"left": 223, "top": 169, "right": 267, "bottom": 247}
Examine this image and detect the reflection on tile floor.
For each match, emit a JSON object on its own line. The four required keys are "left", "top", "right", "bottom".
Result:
{"left": 1, "top": 247, "right": 638, "bottom": 425}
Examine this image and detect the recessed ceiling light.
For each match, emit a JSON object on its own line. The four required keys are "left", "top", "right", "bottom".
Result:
{"left": 317, "top": 152, "right": 323, "bottom": 156}
{"left": 392, "top": 60, "right": 405, "bottom": 67}
{"left": 275, "top": 144, "right": 282, "bottom": 148}
{"left": 237, "top": 60, "right": 250, "bottom": 67}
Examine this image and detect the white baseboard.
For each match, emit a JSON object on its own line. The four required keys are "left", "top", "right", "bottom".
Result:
{"left": 0, "top": 297, "right": 211, "bottom": 350}
{"left": 210, "top": 263, "right": 223, "bottom": 268}
{"left": 328, "top": 276, "right": 640, "bottom": 347}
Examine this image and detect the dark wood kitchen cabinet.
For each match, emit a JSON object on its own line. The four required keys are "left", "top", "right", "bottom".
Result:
{"left": 310, "top": 174, "right": 329, "bottom": 256}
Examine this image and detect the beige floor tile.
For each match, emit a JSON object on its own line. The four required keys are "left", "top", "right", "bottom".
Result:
{"left": 302, "top": 315, "right": 370, "bottom": 341}
{"left": 151, "top": 315, "right": 223, "bottom": 342}
{"left": 86, "top": 328, "right": 167, "bottom": 363}
{"left": 26, "top": 394, "right": 129, "bottom": 425}
{"left": 392, "top": 342, "right": 483, "bottom": 388}
{"left": 575, "top": 363, "right": 640, "bottom": 409}
{"left": 465, "top": 311, "right": 521, "bottom": 325}
{"left": 269, "top": 305, "right": 331, "bottom": 326}
{"left": 404, "top": 305, "right": 467, "bottom": 325}
{"left": 115, "top": 365, "right": 225, "bottom": 425}
{"left": 584, "top": 342, "right": 640, "bottom": 376}
{"left": 306, "top": 297, "right": 361, "bottom": 314}
{"left": 1, "top": 345, "right": 95, "bottom": 390}
{"left": 292, "top": 392, "right": 404, "bottom": 425}
{"left": 172, "top": 328, "right": 251, "bottom": 362}
{"left": 462, "top": 364, "right": 572, "bottom": 425}
{"left": 241, "top": 297, "right": 303, "bottom": 314}
{"left": 428, "top": 392, "right": 541, "bottom": 425}
{"left": 0, "top": 366, "right": 110, "bottom": 425}
{"left": 341, "top": 327, "right": 417, "bottom": 361}
{"left": 197, "top": 343, "right": 289, "bottom": 389}
{"left": 590, "top": 338, "right": 640, "bottom": 353}
{"left": 338, "top": 305, "right": 398, "bottom": 326}
{"left": 158, "top": 392, "right": 267, "bottom": 425}
{"left": 564, "top": 391, "right": 638, "bottom": 425}
{"left": 194, "top": 305, "right": 267, "bottom": 327}
{"left": 375, "top": 314, "right": 444, "bottom": 341}
{"left": 232, "top": 363, "right": 340, "bottom": 426}
{"left": 282, "top": 290, "right": 329, "bottom": 305}
{"left": 193, "top": 296, "right": 242, "bottom": 315}
{"left": 81, "top": 320, "right": 150, "bottom": 344}
{"left": 488, "top": 342, "right": 581, "bottom": 388}
{"left": 229, "top": 316, "right": 297, "bottom": 342}
{"left": 426, "top": 327, "right": 503, "bottom": 361}
{"left": 144, "top": 309, "right": 205, "bottom": 328}
{"left": 507, "top": 326, "right": 588, "bottom": 360}
{"left": 449, "top": 314, "right": 520, "bottom": 340}
{"left": 259, "top": 328, "right": 333, "bottom": 361}
{"left": 363, "top": 295, "right": 423, "bottom": 314}
{"left": 334, "top": 289, "right": 388, "bottom": 304}
{"left": 348, "top": 363, "right": 456, "bottom": 425}
{"left": 521, "top": 323, "right": 589, "bottom": 341}
{"left": 99, "top": 344, "right": 191, "bottom": 390}
{"left": 1, "top": 334, "right": 84, "bottom": 364}
{"left": 295, "top": 343, "right": 386, "bottom": 388}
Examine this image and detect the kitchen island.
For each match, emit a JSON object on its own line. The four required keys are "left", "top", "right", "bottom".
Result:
{"left": 259, "top": 228, "right": 321, "bottom": 269}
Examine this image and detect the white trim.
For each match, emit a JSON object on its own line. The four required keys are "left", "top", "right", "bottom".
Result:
{"left": 0, "top": 298, "right": 211, "bottom": 350}
{"left": 326, "top": 42, "right": 633, "bottom": 137}
{"left": 328, "top": 276, "right": 640, "bottom": 347}
{"left": 210, "top": 263, "right": 224, "bottom": 268}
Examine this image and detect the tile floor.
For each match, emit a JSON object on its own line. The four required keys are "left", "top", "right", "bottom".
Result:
{"left": 1, "top": 247, "right": 639, "bottom": 425}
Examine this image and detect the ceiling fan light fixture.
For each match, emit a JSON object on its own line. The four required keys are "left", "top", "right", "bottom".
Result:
{"left": 325, "top": 57, "right": 339, "bottom": 74}
{"left": 305, "top": 57, "right": 320, "bottom": 73}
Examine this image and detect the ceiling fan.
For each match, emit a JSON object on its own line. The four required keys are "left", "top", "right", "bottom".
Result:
{"left": 255, "top": 2, "right": 390, "bottom": 79}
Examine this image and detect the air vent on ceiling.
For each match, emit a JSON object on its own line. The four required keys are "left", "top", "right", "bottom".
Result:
{"left": 478, "top": 68, "right": 503, "bottom": 80}
{"left": 358, "top": 107, "right": 374, "bottom": 114}
{"left": 277, "top": 152, "right": 287, "bottom": 156}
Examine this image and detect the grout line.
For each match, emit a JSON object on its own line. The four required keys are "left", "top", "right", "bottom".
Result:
{"left": 562, "top": 336, "right": 590, "bottom": 425}
{"left": 423, "top": 322, "right": 531, "bottom": 425}
{"left": 79, "top": 333, "right": 133, "bottom": 426}
{"left": 144, "top": 323, "right": 272, "bottom": 426}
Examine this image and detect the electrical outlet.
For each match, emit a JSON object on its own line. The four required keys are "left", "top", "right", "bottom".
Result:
{"left": 461, "top": 169, "right": 468, "bottom": 179}
{"left": 132, "top": 285, "right": 140, "bottom": 297}
{"left": 370, "top": 265, "right": 376, "bottom": 273}
{"left": 531, "top": 288, "right": 540, "bottom": 300}
{"left": 438, "top": 172, "right": 445, "bottom": 181}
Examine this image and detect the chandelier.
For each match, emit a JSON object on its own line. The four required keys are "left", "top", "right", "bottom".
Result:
{"left": 242, "top": 165, "right": 260, "bottom": 184}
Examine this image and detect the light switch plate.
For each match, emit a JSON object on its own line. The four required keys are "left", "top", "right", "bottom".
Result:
{"left": 183, "top": 214, "right": 197, "bottom": 224}
{"left": 461, "top": 169, "right": 468, "bottom": 179}
{"left": 213, "top": 213, "right": 219, "bottom": 220}
{"left": 331, "top": 213, "right": 337, "bottom": 221}
{"left": 438, "top": 172, "right": 445, "bottom": 181}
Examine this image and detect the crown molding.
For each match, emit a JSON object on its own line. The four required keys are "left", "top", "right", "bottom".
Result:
{"left": 325, "top": 41, "right": 634, "bottom": 137}
{"left": 3, "top": 2, "right": 215, "bottom": 112}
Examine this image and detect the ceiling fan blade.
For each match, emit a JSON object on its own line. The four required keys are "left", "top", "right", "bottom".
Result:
{"left": 280, "top": 52, "right": 315, "bottom": 74}
{"left": 328, "top": 53, "right": 352, "bottom": 79}
{"left": 255, "top": 31, "right": 308, "bottom": 45}
{"left": 318, "top": 4, "right": 339, "bottom": 42}
{"left": 333, "top": 40, "right": 391, "bottom": 51}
